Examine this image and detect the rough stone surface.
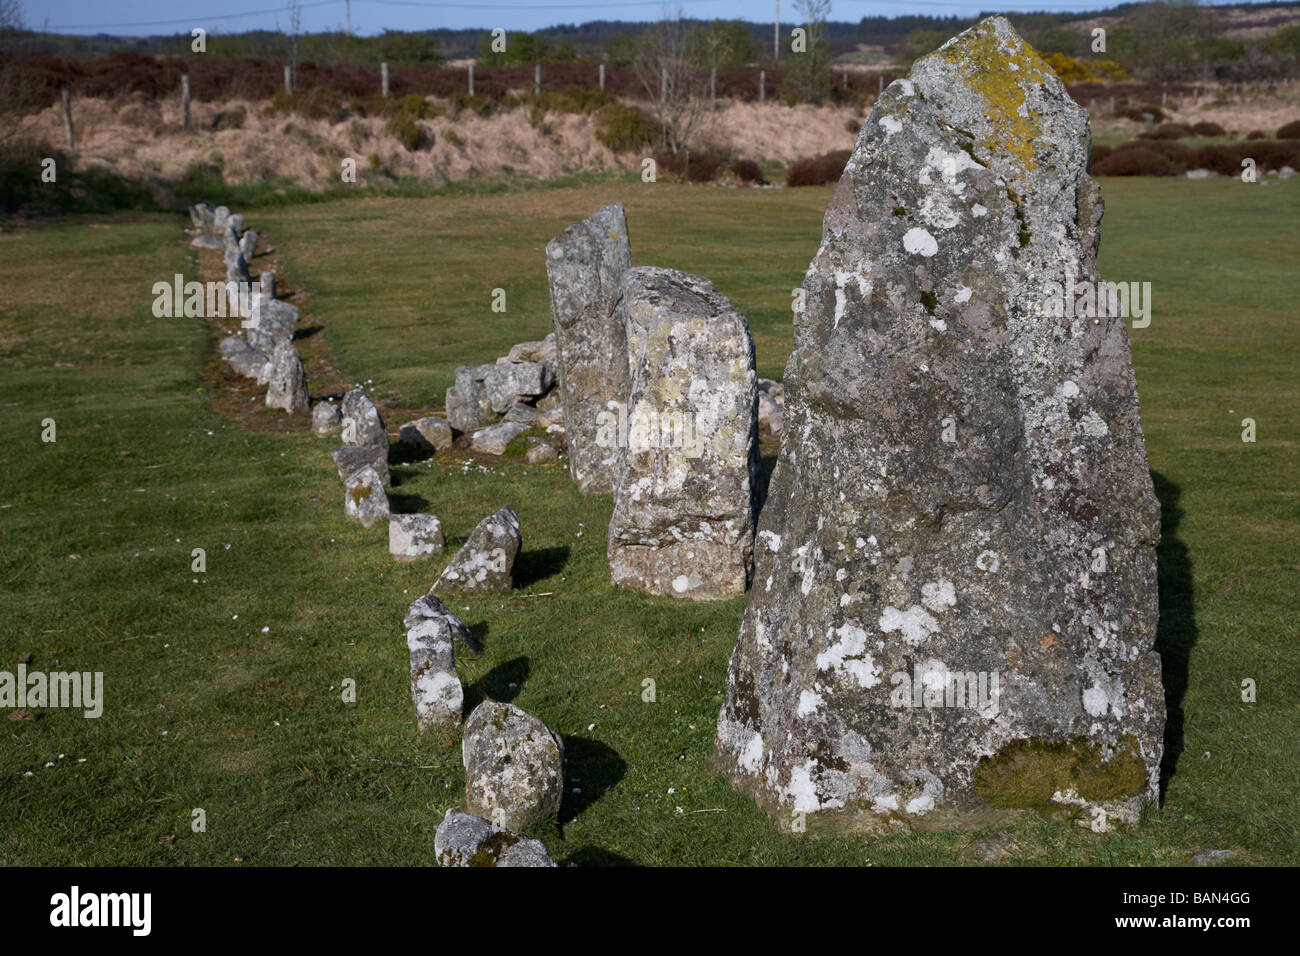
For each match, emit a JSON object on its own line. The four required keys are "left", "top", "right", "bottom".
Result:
{"left": 714, "top": 17, "right": 1164, "bottom": 833}
{"left": 219, "top": 334, "right": 270, "bottom": 380}
{"left": 312, "top": 401, "right": 343, "bottom": 439}
{"left": 470, "top": 420, "right": 529, "bottom": 456}
{"left": 340, "top": 387, "right": 388, "bottom": 448}
{"left": 607, "top": 266, "right": 763, "bottom": 601}
{"left": 264, "top": 341, "right": 309, "bottom": 414}
{"left": 462, "top": 702, "right": 565, "bottom": 831}
{"left": 191, "top": 234, "right": 223, "bottom": 250}
{"left": 545, "top": 202, "right": 633, "bottom": 493}
{"left": 390, "top": 513, "right": 445, "bottom": 562}
{"left": 484, "top": 361, "right": 551, "bottom": 414}
{"left": 259, "top": 270, "right": 275, "bottom": 299}
{"left": 525, "top": 441, "right": 558, "bottom": 465}
{"left": 331, "top": 444, "right": 390, "bottom": 488}
{"left": 343, "top": 465, "right": 390, "bottom": 529}
{"left": 239, "top": 229, "right": 258, "bottom": 260}
{"left": 399, "top": 416, "right": 454, "bottom": 456}
{"left": 445, "top": 364, "right": 496, "bottom": 434}
{"left": 403, "top": 594, "right": 465, "bottom": 730}
{"left": 758, "top": 391, "right": 784, "bottom": 443}
{"left": 433, "top": 809, "right": 557, "bottom": 867}
{"left": 246, "top": 294, "right": 299, "bottom": 348}
{"left": 434, "top": 507, "right": 521, "bottom": 592}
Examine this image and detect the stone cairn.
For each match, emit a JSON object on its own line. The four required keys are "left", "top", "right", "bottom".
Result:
{"left": 713, "top": 17, "right": 1165, "bottom": 834}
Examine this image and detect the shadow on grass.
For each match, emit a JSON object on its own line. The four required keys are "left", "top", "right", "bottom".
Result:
{"left": 464, "top": 655, "right": 529, "bottom": 711}
{"left": 1152, "top": 470, "right": 1195, "bottom": 803}
{"left": 515, "top": 545, "right": 570, "bottom": 589}
{"left": 559, "top": 847, "right": 637, "bottom": 867}
{"left": 559, "top": 736, "right": 627, "bottom": 827}
{"left": 293, "top": 325, "right": 323, "bottom": 341}
{"left": 387, "top": 490, "right": 431, "bottom": 513}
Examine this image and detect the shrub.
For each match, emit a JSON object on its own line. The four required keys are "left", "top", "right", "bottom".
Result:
{"left": 263, "top": 89, "right": 346, "bottom": 123}
{"left": 448, "top": 93, "right": 496, "bottom": 117}
{"left": 1042, "top": 52, "right": 1129, "bottom": 82}
{"left": 1246, "top": 130, "right": 1268, "bottom": 141}
{"left": 1116, "top": 105, "right": 1165, "bottom": 123}
{"left": 1089, "top": 144, "right": 1112, "bottom": 171}
{"left": 1091, "top": 146, "right": 1177, "bottom": 176}
{"left": 210, "top": 107, "right": 246, "bottom": 131}
{"left": 1191, "top": 121, "right": 1227, "bottom": 137}
{"left": 1194, "top": 141, "right": 1300, "bottom": 175}
{"left": 1276, "top": 120, "right": 1300, "bottom": 139}
{"left": 786, "top": 150, "right": 851, "bottom": 187}
{"left": 386, "top": 115, "right": 432, "bottom": 150}
{"left": 1138, "top": 123, "right": 1191, "bottom": 140}
{"left": 594, "top": 102, "right": 657, "bottom": 153}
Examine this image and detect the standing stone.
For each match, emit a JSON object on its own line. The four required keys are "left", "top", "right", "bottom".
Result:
{"left": 607, "top": 267, "right": 763, "bottom": 601}
{"left": 239, "top": 229, "right": 258, "bottom": 260}
{"left": 212, "top": 205, "right": 230, "bottom": 234}
{"left": 343, "top": 465, "right": 389, "bottom": 528}
{"left": 260, "top": 270, "right": 276, "bottom": 299}
{"left": 545, "top": 203, "right": 633, "bottom": 493}
{"left": 265, "top": 341, "right": 309, "bottom": 414}
{"left": 331, "top": 444, "right": 390, "bottom": 488}
{"left": 390, "top": 513, "right": 445, "bottom": 562}
{"left": 226, "top": 213, "right": 244, "bottom": 236}
{"left": 341, "top": 387, "right": 388, "bottom": 448}
{"left": 434, "top": 809, "right": 556, "bottom": 867}
{"left": 714, "top": 17, "right": 1164, "bottom": 833}
{"left": 434, "top": 507, "right": 521, "bottom": 592}
{"left": 462, "top": 701, "right": 565, "bottom": 831}
{"left": 403, "top": 594, "right": 466, "bottom": 730}
{"left": 312, "top": 401, "right": 343, "bottom": 438}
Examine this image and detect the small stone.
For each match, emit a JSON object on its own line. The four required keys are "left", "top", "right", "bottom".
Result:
{"left": 219, "top": 334, "right": 270, "bottom": 381}
{"left": 757, "top": 391, "right": 784, "bottom": 443}
{"left": 238, "top": 229, "right": 258, "bottom": 260}
{"left": 264, "top": 342, "right": 309, "bottom": 414}
{"left": 1278, "top": 165, "right": 1295, "bottom": 179}
{"left": 462, "top": 701, "right": 565, "bottom": 831}
{"left": 343, "top": 466, "right": 389, "bottom": 528}
{"left": 404, "top": 594, "right": 464, "bottom": 729}
{"left": 503, "top": 402, "right": 539, "bottom": 425}
{"left": 390, "top": 513, "right": 445, "bottom": 562}
{"left": 484, "top": 361, "right": 552, "bottom": 414}
{"left": 341, "top": 387, "right": 387, "bottom": 448}
{"left": 470, "top": 420, "right": 529, "bottom": 456}
{"left": 1190, "top": 849, "right": 1239, "bottom": 866}
{"left": 332, "top": 444, "right": 390, "bottom": 488}
{"left": 445, "top": 364, "right": 496, "bottom": 433}
{"left": 312, "top": 401, "right": 343, "bottom": 439}
{"left": 434, "top": 507, "right": 521, "bottom": 592}
{"left": 191, "top": 234, "right": 223, "bottom": 249}
{"left": 434, "top": 809, "right": 556, "bottom": 867}
{"left": 968, "top": 832, "right": 1014, "bottom": 862}
{"left": 525, "top": 442, "right": 558, "bottom": 465}
{"left": 1185, "top": 168, "right": 1214, "bottom": 179}
{"left": 259, "top": 271, "right": 275, "bottom": 299}
{"left": 398, "top": 416, "right": 454, "bottom": 456}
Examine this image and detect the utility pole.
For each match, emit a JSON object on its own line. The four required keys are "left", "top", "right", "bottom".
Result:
{"left": 774, "top": 0, "right": 779, "bottom": 62}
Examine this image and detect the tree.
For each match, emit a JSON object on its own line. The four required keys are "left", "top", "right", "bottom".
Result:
{"left": 785, "top": 0, "right": 831, "bottom": 103}
{"left": 687, "top": 20, "right": 756, "bottom": 72}
{"left": 0, "top": 0, "right": 40, "bottom": 152}
{"left": 632, "top": 12, "right": 707, "bottom": 154}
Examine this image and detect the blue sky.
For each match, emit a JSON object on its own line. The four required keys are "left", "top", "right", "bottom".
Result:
{"left": 33, "top": 0, "right": 1272, "bottom": 36}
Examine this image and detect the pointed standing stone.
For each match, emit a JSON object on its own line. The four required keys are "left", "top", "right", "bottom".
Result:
{"left": 403, "top": 595, "right": 466, "bottom": 730}
{"left": 265, "top": 341, "right": 309, "bottom": 414}
{"left": 545, "top": 203, "right": 632, "bottom": 493}
{"left": 715, "top": 17, "right": 1163, "bottom": 833}
{"left": 434, "top": 507, "right": 521, "bottom": 592}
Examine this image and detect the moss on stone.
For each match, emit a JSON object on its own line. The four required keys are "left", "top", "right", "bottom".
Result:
{"left": 349, "top": 483, "right": 372, "bottom": 504}
{"left": 973, "top": 734, "right": 1148, "bottom": 810}
{"left": 920, "top": 290, "right": 939, "bottom": 314}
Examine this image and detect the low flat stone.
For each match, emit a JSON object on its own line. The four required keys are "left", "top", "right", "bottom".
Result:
{"left": 219, "top": 334, "right": 270, "bottom": 380}
{"left": 462, "top": 701, "right": 565, "bottom": 831}
{"left": 332, "top": 444, "right": 390, "bottom": 488}
{"left": 343, "top": 465, "right": 389, "bottom": 528}
{"left": 434, "top": 809, "right": 557, "bottom": 867}
{"left": 503, "top": 402, "right": 539, "bottom": 425}
{"left": 471, "top": 421, "right": 529, "bottom": 456}
{"left": 484, "top": 361, "right": 551, "bottom": 414}
{"left": 1190, "top": 849, "right": 1239, "bottom": 866}
{"left": 525, "top": 442, "right": 558, "bottom": 465}
{"left": 390, "top": 513, "right": 445, "bottom": 562}
{"left": 434, "top": 507, "right": 521, "bottom": 592}
{"left": 191, "top": 234, "right": 223, "bottom": 249}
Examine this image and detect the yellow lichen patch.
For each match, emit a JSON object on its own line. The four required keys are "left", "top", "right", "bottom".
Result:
{"left": 924, "top": 21, "right": 1055, "bottom": 178}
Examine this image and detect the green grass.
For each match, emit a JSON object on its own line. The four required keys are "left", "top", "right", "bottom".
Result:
{"left": 0, "top": 177, "right": 1296, "bottom": 866}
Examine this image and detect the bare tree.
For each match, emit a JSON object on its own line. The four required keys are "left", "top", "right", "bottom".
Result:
{"left": 632, "top": 10, "right": 708, "bottom": 154}
{"left": 286, "top": 0, "right": 303, "bottom": 92}
{"left": 0, "top": 0, "right": 40, "bottom": 152}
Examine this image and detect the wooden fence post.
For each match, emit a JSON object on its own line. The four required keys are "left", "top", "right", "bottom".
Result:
{"left": 61, "top": 88, "right": 75, "bottom": 149}
{"left": 181, "top": 74, "right": 191, "bottom": 130}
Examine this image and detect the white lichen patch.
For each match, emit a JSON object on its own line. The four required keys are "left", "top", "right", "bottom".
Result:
{"left": 903, "top": 227, "right": 939, "bottom": 258}
{"left": 879, "top": 605, "right": 939, "bottom": 646}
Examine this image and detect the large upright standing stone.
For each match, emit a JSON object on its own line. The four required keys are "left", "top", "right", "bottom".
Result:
{"left": 340, "top": 387, "right": 388, "bottom": 448}
{"left": 545, "top": 203, "right": 632, "bottom": 493}
{"left": 714, "top": 17, "right": 1164, "bottom": 833}
{"left": 607, "top": 267, "right": 763, "bottom": 600}
{"left": 265, "top": 341, "right": 309, "bottom": 414}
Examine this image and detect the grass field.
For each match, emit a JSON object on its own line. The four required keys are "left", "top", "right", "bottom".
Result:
{"left": 0, "top": 174, "right": 1296, "bottom": 866}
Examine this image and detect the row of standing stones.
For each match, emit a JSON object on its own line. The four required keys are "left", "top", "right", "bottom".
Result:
{"left": 199, "top": 17, "right": 1166, "bottom": 856}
